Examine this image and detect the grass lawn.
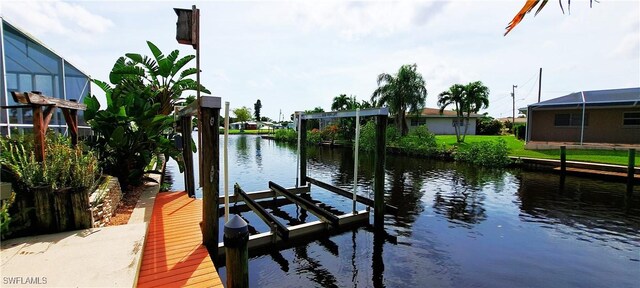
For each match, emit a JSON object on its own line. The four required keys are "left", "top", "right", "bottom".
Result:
{"left": 435, "top": 135, "right": 638, "bottom": 166}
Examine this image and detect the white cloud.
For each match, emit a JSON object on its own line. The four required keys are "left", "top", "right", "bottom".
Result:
{"left": 1, "top": 0, "right": 113, "bottom": 41}
{"left": 261, "top": 1, "right": 450, "bottom": 40}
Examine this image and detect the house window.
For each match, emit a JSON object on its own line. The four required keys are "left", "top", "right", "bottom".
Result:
{"left": 452, "top": 119, "right": 466, "bottom": 127}
{"left": 623, "top": 112, "right": 640, "bottom": 126}
{"left": 554, "top": 113, "right": 588, "bottom": 127}
{"left": 411, "top": 118, "right": 426, "bottom": 126}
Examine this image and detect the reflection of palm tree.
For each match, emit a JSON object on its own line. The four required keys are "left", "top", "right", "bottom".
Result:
{"left": 236, "top": 135, "right": 249, "bottom": 162}
{"left": 294, "top": 245, "right": 339, "bottom": 288}
{"left": 385, "top": 157, "right": 427, "bottom": 235}
{"left": 432, "top": 170, "right": 487, "bottom": 226}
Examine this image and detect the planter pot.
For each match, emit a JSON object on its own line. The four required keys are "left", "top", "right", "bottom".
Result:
{"left": 53, "top": 188, "right": 72, "bottom": 231}
{"left": 32, "top": 185, "right": 55, "bottom": 233}
{"left": 69, "top": 187, "right": 91, "bottom": 229}
{"left": 7, "top": 184, "right": 35, "bottom": 236}
{"left": 54, "top": 187, "right": 91, "bottom": 232}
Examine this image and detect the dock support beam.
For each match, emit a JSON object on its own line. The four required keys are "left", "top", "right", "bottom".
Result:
{"left": 628, "top": 149, "right": 636, "bottom": 195}
{"left": 299, "top": 118, "right": 307, "bottom": 187}
{"left": 181, "top": 116, "right": 195, "bottom": 197}
{"left": 374, "top": 115, "right": 386, "bottom": 227}
{"left": 201, "top": 98, "right": 221, "bottom": 254}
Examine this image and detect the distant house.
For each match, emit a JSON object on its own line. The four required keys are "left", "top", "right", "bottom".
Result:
{"left": 406, "top": 108, "right": 481, "bottom": 135}
{"left": 523, "top": 87, "right": 640, "bottom": 144}
{"left": 229, "top": 121, "right": 274, "bottom": 130}
{"left": 498, "top": 117, "right": 527, "bottom": 125}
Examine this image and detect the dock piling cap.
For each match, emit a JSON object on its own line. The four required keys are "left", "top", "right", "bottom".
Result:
{"left": 224, "top": 215, "right": 248, "bottom": 238}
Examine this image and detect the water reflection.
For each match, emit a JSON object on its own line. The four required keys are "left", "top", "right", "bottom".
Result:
{"left": 516, "top": 171, "right": 640, "bottom": 249}
{"left": 255, "top": 136, "right": 262, "bottom": 170}
{"left": 235, "top": 135, "right": 249, "bottom": 163}
{"left": 432, "top": 168, "right": 488, "bottom": 227}
{"left": 166, "top": 135, "right": 640, "bottom": 288}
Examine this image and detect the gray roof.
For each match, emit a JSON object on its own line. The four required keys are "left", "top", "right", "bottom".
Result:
{"left": 528, "top": 87, "right": 639, "bottom": 109}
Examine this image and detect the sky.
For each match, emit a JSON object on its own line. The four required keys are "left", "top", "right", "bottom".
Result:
{"left": 1, "top": 0, "right": 638, "bottom": 121}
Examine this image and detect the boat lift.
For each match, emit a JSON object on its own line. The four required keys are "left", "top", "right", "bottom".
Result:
{"left": 214, "top": 107, "right": 398, "bottom": 259}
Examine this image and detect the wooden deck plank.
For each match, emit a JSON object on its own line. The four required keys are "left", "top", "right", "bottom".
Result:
{"left": 137, "top": 192, "right": 221, "bottom": 288}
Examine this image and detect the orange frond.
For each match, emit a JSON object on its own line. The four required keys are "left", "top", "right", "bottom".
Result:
{"left": 504, "top": 0, "right": 542, "bottom": 36}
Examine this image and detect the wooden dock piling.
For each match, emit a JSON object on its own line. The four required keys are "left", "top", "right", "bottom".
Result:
{"left": 560, "top": 146, "right": 566, "bottom": 174}
{"left": 200, "top": 98, "right": 221, "bottom": 252}
{"left": 224, "top": 215, "right": 249, "bottom": 288}
{"left": 628, "top": 149, "right": 636, "bottom": 195}
{"left": 374, "top": 115, "right": 387, "bottom": 227}
{"left": 181, "top": 116, "right": 195, "bottom": 197}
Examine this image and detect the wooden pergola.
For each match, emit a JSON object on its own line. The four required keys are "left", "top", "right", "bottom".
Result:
{"left": 3, "top": 91, "right": 86, "bottom": 162}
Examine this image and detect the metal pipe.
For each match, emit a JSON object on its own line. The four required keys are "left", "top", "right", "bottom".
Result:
{"left": 352, "top": 108, "right": 360, "bottom": 213}
{"left": 295, "top": 112, "right": 301, "bottom": 187}
{"left": 224, "top": 101, "right": 230, "bottom": 222}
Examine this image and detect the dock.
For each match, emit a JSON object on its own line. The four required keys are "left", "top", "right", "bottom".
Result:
{"left": 512, "top": 157, "right": 639, "bottom": 183}
{"left": 137, "top": 192, "right": 222, "bottom": 288}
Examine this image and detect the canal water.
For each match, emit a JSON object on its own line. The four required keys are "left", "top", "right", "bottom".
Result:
{"left": 164, "top": 134, "right": 639, "bottom": 288}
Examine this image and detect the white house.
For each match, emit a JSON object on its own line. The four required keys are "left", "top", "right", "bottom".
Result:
{"left": 406, "top": 108, "right": 481, "bottom": 135}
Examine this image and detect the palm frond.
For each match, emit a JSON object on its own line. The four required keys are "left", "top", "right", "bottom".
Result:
{"left": 171, "top": 55, "right": 196, "bottom": 77}
{"left": 505, "top": 0, "right": 541, "bottom": 36}
{"left": 147, "top": 41, "right": 164, "bottom": 61}
{"left": 178, "top": 67, "right": 197, "bottom": 80}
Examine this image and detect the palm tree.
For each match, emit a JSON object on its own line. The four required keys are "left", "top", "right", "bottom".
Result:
{"left": 111, "top": 41, "right": 210, "bottom": 115}
{"left": 505, "top": 0, "right": 595, "bottom": 35}
{"left": 438, "top": 84, "right": 466, "bottom": 143}
{"left": 461, "top": 81, "right": 489, "bottom": 142}
{"left": 331, "top": 94, "right": 358, "bottom": 111}
{"left": 371, "top": 64, "right": 428, "bottom": 136}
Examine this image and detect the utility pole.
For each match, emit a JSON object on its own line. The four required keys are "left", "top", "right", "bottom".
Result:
{"left": 538, "top": 67, "right": 542, "bottom": 103}
{"left": 511, "top": 85, "right": 518, "bottom": 126}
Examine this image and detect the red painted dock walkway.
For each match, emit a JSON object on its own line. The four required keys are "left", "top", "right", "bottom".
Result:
{"left": 137, "top": 192, "right": 222, "bottom": 288}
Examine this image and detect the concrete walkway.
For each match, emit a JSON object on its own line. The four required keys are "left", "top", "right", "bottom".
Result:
{"left": 0, "top": 174, "right": 161, "bottom": 287}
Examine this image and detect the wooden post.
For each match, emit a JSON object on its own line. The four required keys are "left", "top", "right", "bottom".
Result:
{"left": 560, "top": 146, "right": 566, "bottom": 174}
{"left": 374, "top": 115, "right": 386, "bottom": 227}
{"left": 33, "top": 107, "right": 46, "bottom": 162}
{"left": 181, "top": 116, "right": 195, "bottom": 197}
{"left": 201, "top": 105, "right": 220, "bottom": 252}
{"left": 65, "top": 100, "right": 79, "bottom": 146}
{"left": 628, "top": 149, "right": 636, "bottom": 195}
{"left": 299, "top": 119, "right": 307, "bottom": 187}
{"left": 224, "top": 215, "right": 249, "bottom": 288}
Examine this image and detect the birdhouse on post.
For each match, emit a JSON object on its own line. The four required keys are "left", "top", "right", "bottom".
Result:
{"left": 174, "top": 6, "right": 199, "bottom": 49}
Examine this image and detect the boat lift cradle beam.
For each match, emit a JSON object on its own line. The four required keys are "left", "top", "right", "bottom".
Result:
{"left": 269, "top": 181, "right": 340, "bottom": 227}
{"left": 305, "top": 176, "right": 399, "bottom": 215}
{"left": 235, "top": 184, "right": 290, "bottom": 241}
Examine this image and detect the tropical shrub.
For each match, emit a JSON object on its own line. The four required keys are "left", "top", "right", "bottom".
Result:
{"left": 307, "top": 129, "right": 322, "bottom": 144}
{"left": 514, "top": 124, "right": 526, "bottom": 140}
{"left": 110, "top": 41, "right": 210, "bottom": 115}
{"left": 359, "top": 121, "right": 376, "bottom": 152}
{"left": 274, "top": 129, "right": 297, "bottom": 143}
{"left": 320, "top": 125, "right": 338, "bottom": 142}
{"left": 397, "top": 126, "right": 438, "bottom": 156}
{"left": 477, "top": 116, "right": 503, "bottom": 135}
{"left": 0, "top": 136, "right": 99, "bottom": 190}
{"left": 85, "top": 83, "right": 178, "bottom": 188}
{"left": 83, "top": 41, "right": 206, "bottom": 188}
{"left": 454, "top": 139, "right": 511, "bottom": 167}
{"left": 0, "top": 192, "right": 15, "bottom": 239}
